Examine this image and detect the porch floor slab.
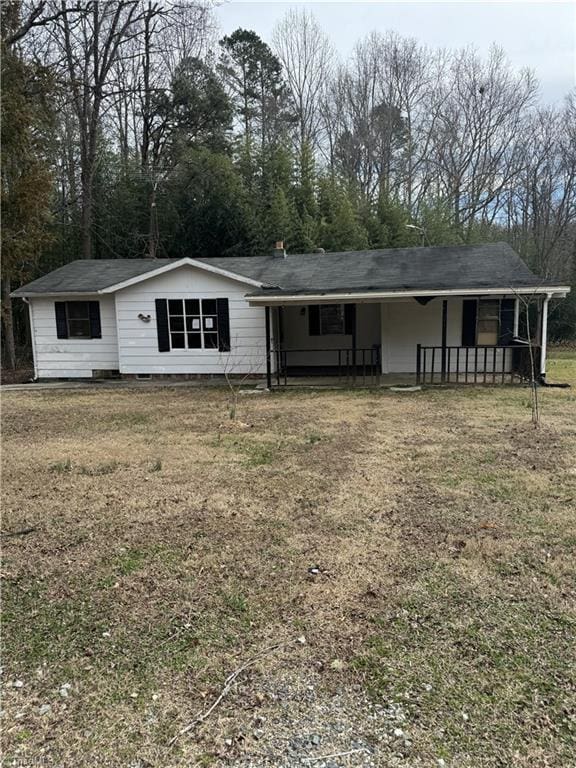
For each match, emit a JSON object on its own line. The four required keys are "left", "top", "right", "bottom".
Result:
{"left": 272, "top": 373, "right": 527, "bottom": 387}
{"left": 273, "top": 373, "right": 418, "bottom": 388}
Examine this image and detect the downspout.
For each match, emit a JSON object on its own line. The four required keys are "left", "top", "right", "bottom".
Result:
{"left": 539, "top": 293, "right": 551, "bottom": 382}
{"left": 513, "top": 297, "right": 520, "bottom": 339}
{"left": 23, "top": 297, "right": 38, "bottom": 381}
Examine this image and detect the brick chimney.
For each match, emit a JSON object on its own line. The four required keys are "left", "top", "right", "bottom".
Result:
{"left": 272, "top": 240, "right": 286, "bottom": 259}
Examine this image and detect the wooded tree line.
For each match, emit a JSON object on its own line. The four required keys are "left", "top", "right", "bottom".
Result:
{"left": 2, "top": 1, "right": 575, "bottom": 366}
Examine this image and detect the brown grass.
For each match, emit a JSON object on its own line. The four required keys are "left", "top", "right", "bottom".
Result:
{"left": 2, "top": 352, "right": 576, "bottom": 767}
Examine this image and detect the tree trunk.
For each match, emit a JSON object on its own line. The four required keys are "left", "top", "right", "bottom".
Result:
{"left": 141, "top": 6, "right": 152, "bottom": 168}
{"left": 80, "top": 134, "right": 97, "bottom": 259}
{"left": 81, "top": 172, "right": 93, "bottom": 259}
{"left": 148, "top": 181, "right": 158, "bottom": 258}
{"left": 1, "top": 278, "right": 16, "bottom": 370}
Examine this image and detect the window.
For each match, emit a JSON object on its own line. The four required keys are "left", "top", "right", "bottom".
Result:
{"left": 319, "top": 304, "right": 345, "bottom": 335}
{"left": 309, "top": 304, "right": 355, "bottom": 337}
{"left": 55, "top": 301, "right": 101, "bottom": 339}
{"left": 167, "top": 299, "right": 219, "bottom": 350}
{"left": 66, "top": 302, "right": 91, "bottom": 337}
{"left": 477, "top": 299, "right": 500, "bottom": 345}
{"left": 155, "top": 298, "right": 230, "bottom": 353}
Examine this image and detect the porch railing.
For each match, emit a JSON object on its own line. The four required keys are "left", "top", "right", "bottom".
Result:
{"left": 274, "top": 346, "right": 381, "bottom": 387}
{"left": 416, "top": 343, "right": 540, "bottom": 385}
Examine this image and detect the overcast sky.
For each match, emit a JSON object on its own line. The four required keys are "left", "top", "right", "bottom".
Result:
{"left": 215, "top": 1, "right": 576, "bottom": 104}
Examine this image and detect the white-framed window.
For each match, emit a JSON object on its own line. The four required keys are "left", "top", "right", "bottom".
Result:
{"left": 167, "top": 299, "right": 219, "bottom": 350}
{"left": 477, "top": 299, "right": 500, "bottom": 345}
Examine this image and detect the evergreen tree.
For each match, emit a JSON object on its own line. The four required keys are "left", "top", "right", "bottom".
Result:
{"left": 379, "top": 196, "right": 412, "bottom": 247}
{"left": 317, "top": 177, "right": 368, "bottom": 251}
{"left": 418, "top": 200, "right": 463, "bottom": 246}
{"left": 219, "top": 29, "right": 286, "bottom": 150}
{"left": 164, "top": 149, "right": 255, "bottom": 259}
{"left": 167, "top": 57, "right": 233, "bottom": 157}
{"left": 257, "top": 141, "right": 296, "bottom": 250}
{"left": 265, "top": 187, "right": 293, "bottom": 247}
{"left": 1, "top": 7, "right": 56, "bottom": 367}
{"left": 293, "top": 140, "right": 317, "bottom": 222}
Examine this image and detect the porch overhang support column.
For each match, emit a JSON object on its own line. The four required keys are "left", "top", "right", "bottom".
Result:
{"left": 265, "top": 305, "right": 272, "bottom": 389}
{"left": 352, "top": 307, "right": 357, "bottom": 384}
{"left": 540, "top": 293, "right": 551, "bottom": 379}
{"left": 440, "top": 299, "right": 448, "bottom": 383}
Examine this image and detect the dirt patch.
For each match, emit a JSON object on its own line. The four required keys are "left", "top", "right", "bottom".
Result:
{"left": 505, "top": 422, "right": 569, "bottom": 471}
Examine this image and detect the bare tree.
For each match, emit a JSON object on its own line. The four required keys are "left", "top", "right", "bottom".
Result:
{"left": 505, "top": 96, "right": 576, "bottom": 279}
{"left": 158, "top": 1, "right": 215, "bottom": 78}
{"left": 3, "top": 0, "right": 84, "bottom": 47}
{"left": 272, "top": 8, "right": 334, "bottom": 156}
{"left": 429, "top": 46, "right": 538, "bottom": 236}
{"left": 322, "top": 32, "right": 448, "bottom": 211}
{"left": 50, "top": 0, "right": 163, "bottom": 258}
{"left": 326, "top": 33, "right": 413, "bottom": 202}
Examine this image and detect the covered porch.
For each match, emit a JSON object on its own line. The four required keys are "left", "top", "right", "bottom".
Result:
{"left": 256, "top": 292, "right": 553, "bottom": 388}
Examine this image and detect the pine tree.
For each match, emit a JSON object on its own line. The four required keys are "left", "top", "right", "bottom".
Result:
{"left": 219, "top": 29, "right": 286, "bottom": 151}
{"left": 375, "top": 194, "right": 412, "bottom": 247}
{"left": 317, "top": 177, "right": 368, "bottom": 251}
{"left": 266, "top": 187, "right": 293, "bottom": 247}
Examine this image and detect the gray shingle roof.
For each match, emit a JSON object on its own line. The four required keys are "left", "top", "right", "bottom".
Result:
{"left": 11, "top": 259, "right": 181, "bottom": 296}
{"left": 12, "top": 243, "right": 555, "bottom": 298}
{"left": 204, "top": 243, "right": 548, "bottom": 295}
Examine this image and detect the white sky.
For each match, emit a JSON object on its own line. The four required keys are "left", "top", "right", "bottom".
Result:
{"left": 215, "top": 0, "right": 576, "bottom": 104}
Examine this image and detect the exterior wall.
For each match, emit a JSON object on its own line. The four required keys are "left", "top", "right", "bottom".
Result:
{"left": 115, "top": 265, "right": 268, "bottom": 375}
{"left": 29, "top": 295, "right": 119, "bottom": 378}
{"left": 281, "top": 303, "right": 381, "bottom": 366}
{"left": 383, "top": 298, "right": 511, "bottom": 373}
{"left": 28, "top": 283, "right": 516, "bottom": 380}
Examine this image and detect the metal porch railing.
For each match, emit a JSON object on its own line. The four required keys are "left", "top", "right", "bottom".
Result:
{"left": 273, "top": 346, "right": 381, "bottom": 387}
{"left": 416, "top": 343, "right": 540, "bottom": 385}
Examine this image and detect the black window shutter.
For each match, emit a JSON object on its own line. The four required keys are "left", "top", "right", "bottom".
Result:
{"left": 55, "top": 302, "right": 68, "bottom": 339}
{"left": 217, "top": 298, "right": 230, "bottom": 352}
{"left": 344, "top": 304, "right": 356, "bottom": 335}
{"left": 309, "top": 305, "right": 320, "bottom": 336}
{"left": 88, "top": 301, "right": 101, "bottom": 338}
{"left": 155, "top": 299, "right": 170, "bottom": 352}
{"left": 461, "top": 299, "right": 477, "bottom": 346}
{"left": 499, "top": 298, "right": 515, "bottom": 345}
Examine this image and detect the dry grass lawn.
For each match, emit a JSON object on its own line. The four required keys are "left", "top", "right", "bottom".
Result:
{"left": 2, "top": 352, "right": 576, "bottom": 767}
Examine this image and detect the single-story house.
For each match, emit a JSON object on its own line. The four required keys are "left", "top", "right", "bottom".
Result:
{"left": 12, "top": 242, "right": 570, "bottom": 386}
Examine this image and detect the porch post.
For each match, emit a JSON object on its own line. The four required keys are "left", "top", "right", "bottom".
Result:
{"left": 513, "top": 297, "right": 520, "bottom": 338}
{"left": 380, "top": 303, "right": 388, "bottom": 375}
{"left": 265, "top": 305, "right": 272, "bottom": 389}
{"left": 540, "top": 293, "right": 550, "bottom": 378}
{"left": 352, "top": 305, "right": 357, "bottom": 384}
{"left": 440, "top": 299, "right": 448, "bottom": 382}
{"left": 278, "top": 306, "right": 285, "bottom": 345}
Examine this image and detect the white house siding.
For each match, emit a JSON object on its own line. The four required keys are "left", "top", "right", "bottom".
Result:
{"left": 115, "top": 265, "right": 268, "bottom": 375}
{"left": 383, "top": 298, "right": 511, "bottom": 374}
{"left": 30, "top": 295, "right": 119, "bottom": 378}
{"left": 281, "top": 303, "right": 381, "bottom": 367}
